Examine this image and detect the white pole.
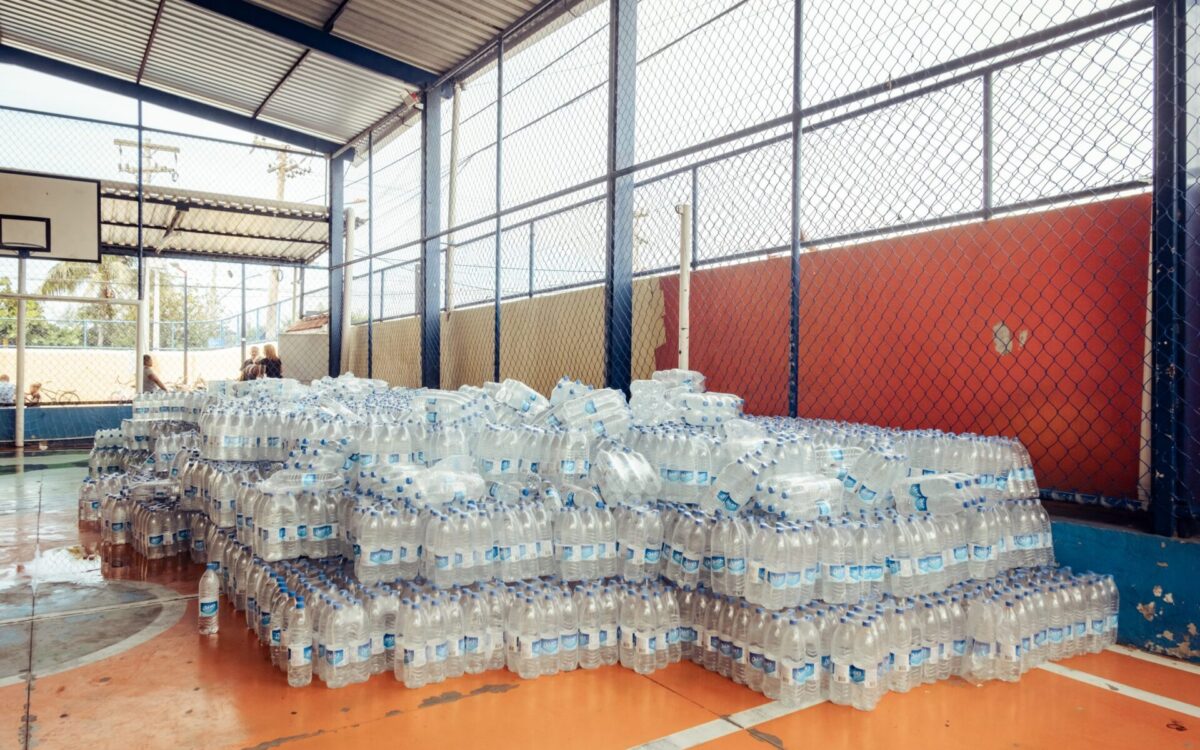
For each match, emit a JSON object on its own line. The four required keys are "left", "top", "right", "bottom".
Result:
{"left": 445, "top": 82, "right": 462, "bottom": 313}
{"left": 341, "top": 207, "right": 356, "bottom": 374}
{"left": 291, "top": 267, "right": 299, "bottom": 323}
{"left": 150, "top": 264, "right": 160, "bottom": 351}
{"left": 14, "top": 255, "right": 26, "bottom": 449}
{"left": 675, "top": 203, "right": 692, "bottom": 370}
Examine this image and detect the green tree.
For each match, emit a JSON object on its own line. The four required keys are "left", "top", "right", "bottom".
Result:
{"left": 0, "top": 277, "right": 73, "bottom": 346}
{"left": 38, "top": 255, "right": 139, "bottom": 347}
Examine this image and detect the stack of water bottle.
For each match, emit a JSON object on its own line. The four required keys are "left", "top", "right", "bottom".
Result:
{"left": 86, "top": 369, "right": 1117, "bottom": 708}
{"left": 201, "top": 538, "right": 654, "bottom": 689}
{"left": 131, "top": 390, "right": 207, "bottom": 425}
{"left": 677, "top": 567, "right": 1117, "bottom": 710}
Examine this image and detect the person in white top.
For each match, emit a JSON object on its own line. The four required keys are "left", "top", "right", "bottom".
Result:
{"left": 142, "top": 354, "right": 168, "bottom": 393}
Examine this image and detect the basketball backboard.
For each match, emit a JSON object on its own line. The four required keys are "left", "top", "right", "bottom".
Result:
{"left": 0, "top": 169, "right": 100, "bottom": 262}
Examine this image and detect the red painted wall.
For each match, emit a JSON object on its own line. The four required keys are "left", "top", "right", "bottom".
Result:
{"left": 655, "top": 195, "right": 1151, "bottom": 498}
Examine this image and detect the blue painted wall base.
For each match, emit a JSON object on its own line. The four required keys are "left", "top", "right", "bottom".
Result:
{"left": 1053, "top": 519, "right": 1200, "bottom": 663}
{"left": 0, "top": 405, "right": 130, "bottom": 443}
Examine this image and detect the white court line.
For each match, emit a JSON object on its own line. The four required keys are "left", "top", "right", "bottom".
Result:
{"left": 726, "top": 698, "right": 825, "bottom": 727}
{"left": 632, "top": 697, "right": 826, "bottom": 749}
{"left": 1107, "top": 645, "right": 1200, "bottom": 676}
{"left": 1037, "top": 662, "right": 1200, "bottom": 719}
{"left": 634, "top": 717, "right": 742, "bottom": 750}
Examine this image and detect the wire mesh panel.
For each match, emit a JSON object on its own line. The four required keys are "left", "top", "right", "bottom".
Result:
{"left": 793, "top": 7, "right": 1154, "bottom": 514}
{"left": 441, "top": 233, "right": 496, "bottom": 388}
{"left": 314, "top": 0, "right": 1198, "bottom": 528}
{"left": 501, "top": 1, "right": 610, "bottom": 211}
{"left": 634, "top": 0, "right": 793, "bottom": 163}
{"left": 499, "top": 197, "right": 608, "bottom": 392}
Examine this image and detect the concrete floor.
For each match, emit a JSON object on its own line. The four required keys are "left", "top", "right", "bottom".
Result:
{"left": 2, "top": 450, "right": 1199, "bottom": 750}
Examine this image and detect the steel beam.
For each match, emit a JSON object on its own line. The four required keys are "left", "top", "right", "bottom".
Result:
{"left": 420, "top": 88, "right": 445, "bottom": 388}
{"left": 328, "top": 153, "right": 349, "bottom": 377}
{"left": 494, "top": 36, "right": 504, "bottom": 383}
{"left": 0, "top": 45, "right": 341, "bottom": 154}
{"left": 181, "top": 0, "right": 437, "bottom": 86}
{"left": 789, "top": 0, "right": 802, "bottom": 419}
{"left": 1150, "top": 0, "right": 1199, "bottom": 537}
{"left": 603, "top": 0, "right": 637, "bottom": 396}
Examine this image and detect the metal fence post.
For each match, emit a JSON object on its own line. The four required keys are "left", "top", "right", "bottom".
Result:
{"left": 788, "top": 0, "right": 803, "bottom": 418}
{"left": 1150, "top": 0, "right": 1199, "bottom": 537}
{"left": 328, "top": 152, "right": 346, "bottom": 378}
{"left": 420, "top": 87, "right": 445, "bottom": 388}
{"left": 494, "top": 35, "right": 504, "bottom": 383}
{"left": 690, "top": 166, "right": 699, "bottom": 265}
{"left": 135, "top": 98, "right": 146, "bottom": 396}
{"left": 240, "top": 265, "right": 247, "bottom": 366}
{"left": 528, "top": 221, "right": 535, "bottom": 298}
{"left": 982, "top": 70, "right": 994, "bottom": 220}
{"left": 604, "top": 0, "right": 637, "bottom": 396}
{"left": 367, "top": 128, "right": 374, "bottom": 379}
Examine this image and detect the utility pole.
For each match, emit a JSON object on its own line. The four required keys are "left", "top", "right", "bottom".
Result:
{"left": 116, "top": 138, "right": 180, "bottom": 358}
{"left": 254, "top": 137, "right": 311, "bottom": 337}
{"left": 115, "top": 138, "right": 180, "bottom": 183}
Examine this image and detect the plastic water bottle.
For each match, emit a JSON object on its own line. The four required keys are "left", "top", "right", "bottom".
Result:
{"left": 463, "top": 592, "right": 488, "bottom": 674}
{"left": 507, "top": 596, "right": 541, "bottom": 680}
{"left": 399, "top": 602, "right": 429, "bottom": 688}
{"left": 198, "top": 561, "right": 220, "bottom": 635}
{"left": 779, "top": 615, "right": 820, "bottom": 707}
{"left": 558, "top": 589, "right": 579, "bottom": 672}
{"left": 287, "top": 597, "right": 312, "bottom": 687}
{"left": 577, "top": 590, "right": 603, "bottom": 669}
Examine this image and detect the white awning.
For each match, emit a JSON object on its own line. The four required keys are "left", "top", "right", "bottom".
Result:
{"left": 100, "top": 180, "right": 329, "bottom": 264}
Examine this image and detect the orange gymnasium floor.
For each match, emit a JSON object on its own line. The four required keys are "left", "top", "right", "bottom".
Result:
{"left": 3, "top": 451, "right": 1198, "bottom": 750}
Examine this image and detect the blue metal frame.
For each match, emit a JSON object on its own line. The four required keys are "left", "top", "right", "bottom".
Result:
{"left": 1151, "top": 0, "right": 1183, "bottom": 537}
{"left": 367, "top": 129, "right": 375, "bottom": 379}
{"left": 1150, "top": 0, "right": 1200, "bottom": 537}
{"left": 328, "top": 153, "right": 348, "bottom": 378}
{"left": 419, "top": 88, "right": 445, "bottom": 388}
{"left": 494, "top": 36, "right": 505, "bottom": 384}
{"left": 604, "top": 0, "right": 637, "bottom": 396}
{"left": 788, "top": 0, "right": 802, "bottom": 419}
{"left": 180, "top": 0, "right": 437, "bottom": 87}
{"left": 982, "top": 71, "right": 994, "bottom": 219}
{"left": 1183, "top": 0, "right": 1200, "bottom": 538}
{"left": 137, "top": 100, "right": 145, "bottom": 305}
{"left": 0, "top": 45, "right": 341, "bottom": 154}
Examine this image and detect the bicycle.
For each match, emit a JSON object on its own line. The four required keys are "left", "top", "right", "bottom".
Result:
{"left": 109, "top": 375, "right": 137, "bottom": 403}
{"left": 168, "top": 376, "right": 207, "bottom": 392}
{"left": 27, "top": 381, "right": 82, "bottom": 405}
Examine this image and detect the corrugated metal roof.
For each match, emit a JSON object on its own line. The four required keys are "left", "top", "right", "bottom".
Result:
{"left": 99, "top": 180, "right": 329, "bottom": 263}
{"left": 2, "top": 0, "right": 561, "bottom": 146}
{"left": 249, "top": 0, "right": 540, "bottom": 73}
{"left": 259, "top": 51, "right": 416, "bottom": 144}
{"left": 333, "top": 0, "right": 529, "bottom": 72}
{"left": 246, "top": 0, "right": 342, "bottom": 29}
{"left": 0, "top": 0, "right": 157, "bottom": 79}
{"left": 140, "top": 0, "right": 305, "bottom": 114}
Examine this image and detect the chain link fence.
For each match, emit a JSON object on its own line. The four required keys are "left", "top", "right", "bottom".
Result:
{"left": 340, "top": 0, "right": 1200, "bottom": 529}
{"left": 0, "top": 102, "right": 331, "bottom": 409}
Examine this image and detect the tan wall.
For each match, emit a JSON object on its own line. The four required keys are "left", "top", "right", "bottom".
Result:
{"left": 6, "top": 276, "right": 667, "bottom": 402}
{"left": 342, "top": 317, "right": 421, "bottom": 387}
{"left": 343, "top": 276, "right": 667, "bottom": 395}
{"left": 0, "top": 345, "right": 256, "bottom": 402}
